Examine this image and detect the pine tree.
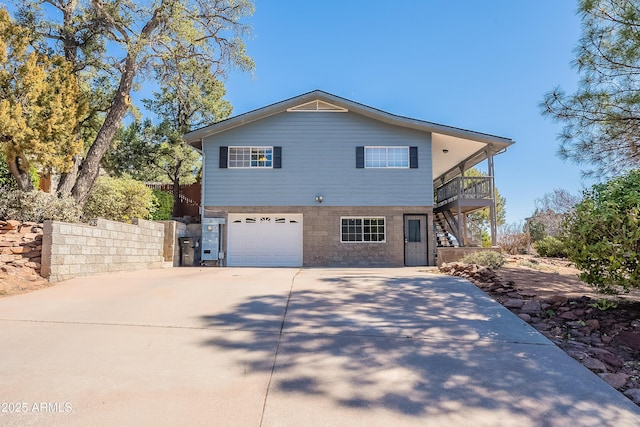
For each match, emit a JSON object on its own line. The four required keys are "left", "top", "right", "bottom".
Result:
{"left": 0, "top": 9, "right": 86, "bottom": 191}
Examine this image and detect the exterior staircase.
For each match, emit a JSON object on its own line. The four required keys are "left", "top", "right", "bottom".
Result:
{"left": 434, "top": 175, "right": 495, "bottom": 248}
{"left": 433, "top": 212, "right": 458, "bottom": 247}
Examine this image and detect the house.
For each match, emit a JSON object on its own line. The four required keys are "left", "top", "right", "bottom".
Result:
{"left": 184, "top": 90, "right": 514, "bottom": 267}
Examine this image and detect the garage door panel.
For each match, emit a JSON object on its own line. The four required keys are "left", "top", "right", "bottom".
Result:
{"left": 227, "top": 214, "right": 303, "bottom": 267}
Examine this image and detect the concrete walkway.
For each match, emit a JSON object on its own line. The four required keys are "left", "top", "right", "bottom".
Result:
{"left": 0, "top": 268, "right": 639, "bottom": 426}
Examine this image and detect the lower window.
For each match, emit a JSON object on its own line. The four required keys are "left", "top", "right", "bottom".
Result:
{"left": 341, "top": 217, "right": 386, "bottom": 242}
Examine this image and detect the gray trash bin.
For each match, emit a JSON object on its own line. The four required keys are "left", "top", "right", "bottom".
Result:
{"left": 179, "top": 237, "right": 195, "bottom": 266}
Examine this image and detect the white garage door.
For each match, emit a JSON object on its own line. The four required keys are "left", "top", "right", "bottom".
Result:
{"left": 227, "top": 214, "right": 303, "bottom": 267}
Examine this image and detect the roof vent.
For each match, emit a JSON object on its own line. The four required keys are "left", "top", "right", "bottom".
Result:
{"left": 287, "top": 100, "right": 347, "bottom": 112}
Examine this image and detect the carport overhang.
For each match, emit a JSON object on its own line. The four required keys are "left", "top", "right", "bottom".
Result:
{"left": 432, "top": 133, "right": 512, "bottom": 185}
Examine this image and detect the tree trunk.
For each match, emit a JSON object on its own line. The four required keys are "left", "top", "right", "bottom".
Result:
{"left": 61, "top": 0, "right": 79, "bottom": 66}
{"left": 71, "top": 87, "right": 133, "bottom": 205}
{"left": 56, "top": 155, "right": 82, "bottom": 195}
{"left": 70, "top": 9, "right": 165, "bottom": 206}
{"left": 53, "top": 0, "right": 83, "bottom": 198}
{"left": 6, "top": 155, "right": 34, "bottom": 192}
{"left": 172, "top": 177, "right": 181, "bottom": 218}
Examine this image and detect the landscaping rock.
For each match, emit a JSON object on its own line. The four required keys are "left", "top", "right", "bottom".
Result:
{"left": 581, "top": 356, "right": 608, "bottom": 373}
{"left": 441, "top": 256, "right": 640, "bottom": 407}
{"left": 546, "top": 295, "right": 568, "bottom": 305}
{"left": 0, "top": 220, "right": 45, "bottom": 294}
{"left": 600, "top": 373, "right": 629, "bottom": 389}
{"left": 598, "top": 353, "right": 625, "bottom": 368}
{"left": 566, "top": 350, "right": 588, "bottom": 361}
{"left": 530, "top": 321, "right": 551, "bottom": 331}
{"left": 586, "top": 319, "right": 600, "bottom": 330}
{"left": 615, "top": 331, "right": 640, "bottom": 351}
{"left": 504, "top": 299, "right": 525, "bottom": 308}
{"left": 0, "top": 220, "right": 20, "bottom": 230}
{"left": 625, "top": 389, "right": 640, "bottom": 404}
{"left": 519, "top": 290, "right": 537, "bottom": 298}
{"left": 559, "top": 311, "right": 578, "bottom": 320}
{"left": 520, "top": 300, "right": 542, "bottom": 314}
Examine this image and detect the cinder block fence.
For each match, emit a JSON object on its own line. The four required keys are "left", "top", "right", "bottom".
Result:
{"left": 41, "top": 219, "right": 168, "bottom": 282}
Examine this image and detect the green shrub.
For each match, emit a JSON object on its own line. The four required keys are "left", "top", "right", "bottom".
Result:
{"left": 534, "top": 236, "right": 568, "bottom": 258}
{"left": 0, "top": 190, "right": 82, "bottom": 222}
{"left": 461, "top": 250, "right": 505, "bottom": 268}
{"left": 481, "top": 230, "right": 492, "bottom": 248}
{"left": 83, "top": 176, "right": 155, "bottom": 223}
{"left": 528, "top": 220, "right": 547, "bottom": 243}
{"left": 151, "top": 189, "right": 174, "bottom": 220}
{"left": 0, "top": 153, "right": 17, "bottom": 190}
{"left": 563, "top": 170, "right": 640, "bottom": 293}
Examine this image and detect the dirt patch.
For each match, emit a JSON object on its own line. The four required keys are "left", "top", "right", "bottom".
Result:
{"left": 441, "top": 255, "right": 640, "bottom": 406}
{"left": 0, "top": 272, "right": 51, "bottom": 297}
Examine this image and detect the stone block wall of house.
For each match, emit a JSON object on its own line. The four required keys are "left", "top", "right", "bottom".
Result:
{"left": 41, "top": 218, "right": 166, "bottom": 282}
{"left": 205, "top": 206, "right": 435, "bottom": 267}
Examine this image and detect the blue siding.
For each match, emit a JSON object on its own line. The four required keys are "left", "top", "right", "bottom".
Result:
{"left": 203, "top": 112, "right": 433, "bottom": 207}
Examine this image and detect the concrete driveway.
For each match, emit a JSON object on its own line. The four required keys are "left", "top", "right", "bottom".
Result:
{"left": 0, "top": 268, "right": 639, "bottom": 426}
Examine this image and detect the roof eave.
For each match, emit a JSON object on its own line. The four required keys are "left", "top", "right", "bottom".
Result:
{"left": 434, "top": 146, "right": 509, "bottom": 185}
{"left": 184, "top": 90, "right": 515, "bottom": 151}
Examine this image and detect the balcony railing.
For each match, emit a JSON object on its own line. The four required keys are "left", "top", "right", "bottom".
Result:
{"left": 435, "top": 176, "right": 493, "bottom": 207}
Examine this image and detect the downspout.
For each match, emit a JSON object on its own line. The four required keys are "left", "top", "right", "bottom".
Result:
{"left": 199, "top": 139, "right": 205, "bottom": 219}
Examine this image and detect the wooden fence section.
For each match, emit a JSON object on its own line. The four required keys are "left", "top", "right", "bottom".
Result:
{"left": 147, "top": 183, "right": 201, "bottom": 218}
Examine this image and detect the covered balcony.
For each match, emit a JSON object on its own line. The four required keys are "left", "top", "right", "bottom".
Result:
{"left": 430, "top": 131, "right": 513, "bottom": 252}
{"left": 436, "top": 176, "right": 493, "bottom": 211}
{"left": 434, "top": 176, "right": 494, "bottom": 248}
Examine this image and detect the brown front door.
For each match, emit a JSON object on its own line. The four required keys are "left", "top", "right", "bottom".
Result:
{"left": 404, "top": 214, "right": 428, "bottom": 266}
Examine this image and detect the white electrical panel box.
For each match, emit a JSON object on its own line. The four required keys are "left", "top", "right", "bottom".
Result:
{"left": 201, "top": 217, "right": 225, "bottom": 261}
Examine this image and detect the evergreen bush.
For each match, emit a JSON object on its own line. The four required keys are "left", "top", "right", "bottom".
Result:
{"left": 461, "top": 251, "right": 505, "bottom": 269}
{"left": 534, "top": 236, "right": 568, "bottom": 258}
{"left": 0, "top": 190, "right": 82, "bottom": 222}
{"left": 151, "top": 189, "right": 174, "bottom": 220}
{"left": 83, "top": 176, "right": 155, "bottom": 223}
{"left": 563, "top": 170, "right": 640, "bottom": 293}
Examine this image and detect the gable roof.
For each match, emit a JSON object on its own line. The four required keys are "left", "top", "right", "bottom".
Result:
{"left": 185, "top": 90, "right": 515, "bottom": 182}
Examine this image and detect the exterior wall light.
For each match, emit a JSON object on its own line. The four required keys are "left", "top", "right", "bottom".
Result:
{"left": 315, "top": 195, "right": 323, "bottom": 203}
{"left": 442, "top": 149, "right": 449, "bottom": 154}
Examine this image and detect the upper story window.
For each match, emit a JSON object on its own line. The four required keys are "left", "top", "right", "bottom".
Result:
{"left": 356, "top": 146, "right": 417, "bottom": 169}
{"left": 220, "top": 146, "right": 281, "bottom": 169}
{"left": 228, "top": 146, "right": 273, "bottom": 168}
{"left": 365, "top": 146, "right": 409, "bottom": 168}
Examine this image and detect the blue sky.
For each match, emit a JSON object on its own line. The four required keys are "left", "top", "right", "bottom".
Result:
{"left": 223, "top": 0, "right": 588, "bottom": 224}
{"left": 1, "top": 0, "right": 587, "bottom": 224}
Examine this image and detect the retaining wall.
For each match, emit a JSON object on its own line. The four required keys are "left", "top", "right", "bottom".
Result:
{"left": 41, "top": 218, "right": 166, "bottom": 282}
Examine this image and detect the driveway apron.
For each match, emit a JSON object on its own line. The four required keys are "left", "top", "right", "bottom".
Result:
{"left": 0, "top": 267, "right": 639, "bottom": 426}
